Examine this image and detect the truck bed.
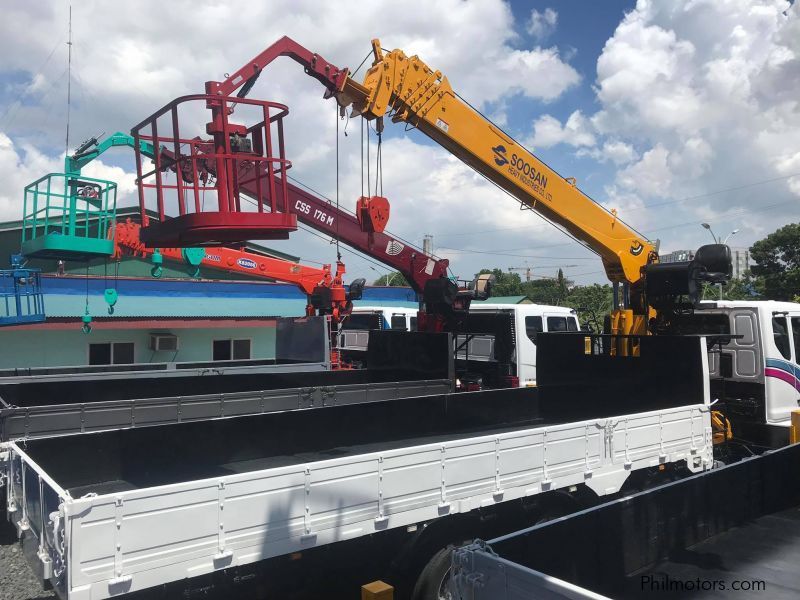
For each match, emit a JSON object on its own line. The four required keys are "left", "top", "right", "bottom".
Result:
{"left": 0, "top": 330, "right": 453, "bottom": 441}
{"left": 5, "top": 394, "right": 711, "bottom": 600}
{"left": 452, "top": 442, "right": 800, "bottom": 600}
{"left": 638, "top": 506, "right": 800, "bottom": 598}
{"left": 2, "top": 333, "right": 714, "bottom": 600}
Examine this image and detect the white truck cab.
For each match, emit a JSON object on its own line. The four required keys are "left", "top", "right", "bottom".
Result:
{"left": 342, "top": 303, "right": 580, "bottom": 388}
{"left": 340, "top": 306, "right": 418, "bottom": 353}
{"left": 696, "top": 300, "right": 800, "bottom": 444}
{"left": 459, "top": 303, "right": 580, "bottom": 387}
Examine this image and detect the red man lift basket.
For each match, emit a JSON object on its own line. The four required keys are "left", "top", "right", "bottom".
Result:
{"left": 131, "top": 94, "right": 297, "bottom": 247}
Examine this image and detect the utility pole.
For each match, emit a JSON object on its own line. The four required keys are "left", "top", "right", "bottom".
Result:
{"left": 422, "top": 234, "right": 433, "bottom": 256}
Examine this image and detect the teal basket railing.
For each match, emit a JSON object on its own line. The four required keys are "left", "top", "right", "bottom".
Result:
{"left": 21, "top": 173, "right": 118, "bottom": 260}
{"left": 0, "top": 264, "right": 45, "bottom": 325}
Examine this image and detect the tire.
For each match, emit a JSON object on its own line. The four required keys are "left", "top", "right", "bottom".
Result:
{"left": 412, "top": 546, "right": 457, "bottom": 600}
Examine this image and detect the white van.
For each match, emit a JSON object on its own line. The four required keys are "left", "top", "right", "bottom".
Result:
{"left": 458, "top": 303, "right": 580, "bottom": 387}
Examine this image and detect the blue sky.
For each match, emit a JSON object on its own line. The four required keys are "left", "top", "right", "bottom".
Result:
{"left": 0, "top": 1, "right": 798, "bottom": 287}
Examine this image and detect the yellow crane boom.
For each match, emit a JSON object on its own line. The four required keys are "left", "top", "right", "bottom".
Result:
{"left": 204, "top": 36, "right": 731, "bottom": 336}
{"left": 335, "top": 40, "right": 656, "bottom": 333}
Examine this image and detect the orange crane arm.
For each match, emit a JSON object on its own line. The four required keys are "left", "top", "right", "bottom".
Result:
{"left": 112, "top": 219, "right": 346, "bottom": 302}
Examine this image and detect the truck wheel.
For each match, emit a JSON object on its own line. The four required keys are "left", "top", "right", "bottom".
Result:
{"left": 412, "top": 546, "right": 456, "bottom": 600}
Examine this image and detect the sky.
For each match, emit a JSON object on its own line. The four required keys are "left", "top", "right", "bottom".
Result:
{"left": 0, "top": 0, "right": 798, "bottom": 286}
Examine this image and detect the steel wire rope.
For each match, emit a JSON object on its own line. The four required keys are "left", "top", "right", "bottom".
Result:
{"left": 335, "top": 104, "right": 341, "bottom": 261}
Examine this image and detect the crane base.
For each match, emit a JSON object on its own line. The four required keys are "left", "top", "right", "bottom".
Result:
{"left": 140, "top": 212, "right": 297, "bottom": 247}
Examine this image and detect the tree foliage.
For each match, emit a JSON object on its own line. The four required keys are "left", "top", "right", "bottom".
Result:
{"left": 565, "top": 284, "right": 614, "bottom": 329}
{"left": 749, "top": 223, "right": 800, "bottom": 301}
{"left": 477, "top": 268, "right": 574, "bottom": 304}
{"left": 372, "top": 271, "right": 410, "bottom": 286}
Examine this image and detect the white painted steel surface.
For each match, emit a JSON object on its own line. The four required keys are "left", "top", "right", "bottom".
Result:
{"left": 4, "top": 403, "right": 711, "bottom": 599}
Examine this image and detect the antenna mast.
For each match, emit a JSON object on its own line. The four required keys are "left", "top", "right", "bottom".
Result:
{"left": 65, "top": 3, "right": 72, "bottom": 154}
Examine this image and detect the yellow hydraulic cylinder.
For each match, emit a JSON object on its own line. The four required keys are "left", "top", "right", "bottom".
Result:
{"left": 791, "top": 409, "right": 800, "bottom": 445}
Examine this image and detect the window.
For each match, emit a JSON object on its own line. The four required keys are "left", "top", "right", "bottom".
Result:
{"left": 390, "top": 315, "right": 408, "bottom": 330}
{"left": 88, "top": 342, "right": 135, "bottom": 365}
{"left": 547, "top": 316, "right": 568, "bottom": 332}
{"left": 342, "top": 314, "right": 380, "bottom": 330}
{"left": 409, "top": 316, "right": 418, "bottom": 331}
{"left": 567, "top": 318, "right": 579, "bottom": 332}
{"left": 213, "top": 339, "right": 251, "bottom": 361}
{"left": 792, "top": 318, "right": 800, "bottom": 360}
{"left": 772, "top": 316, "right": 792, "bottom": 360}
{"left": 525, "top": 316, "right": 543, "bottom": 344}
{"left": 667, "top": 313, "right": 732, "bottom": 339}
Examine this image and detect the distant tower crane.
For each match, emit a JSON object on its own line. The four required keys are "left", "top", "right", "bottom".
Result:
{"left": 508, "top": 264, "right": 578, "bottom": 282}
{"left": 508, "top": 264, "right": 532, "bottom": 282}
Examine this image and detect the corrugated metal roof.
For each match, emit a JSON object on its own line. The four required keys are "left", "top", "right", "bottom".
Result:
{"left": 472, "top": 295, "right": 532, "bottom": 304}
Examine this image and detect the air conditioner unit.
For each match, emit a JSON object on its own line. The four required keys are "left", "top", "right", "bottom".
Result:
{"left": 149, "top": 333, "right": 179, "bottom": 352}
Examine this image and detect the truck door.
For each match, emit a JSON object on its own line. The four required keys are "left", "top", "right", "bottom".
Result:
{"left": 728, "top": 309, "right": 760, "bottom": 380}
{"left": 518, "top": 314, "right": 543, "bottom": 386}
{"left": 765, "top": 313, "right": 800, "bottom": 424}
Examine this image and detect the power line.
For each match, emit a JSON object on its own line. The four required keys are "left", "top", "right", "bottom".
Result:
{"left": 628, "top": 172, "right": 800, "bottom": 213}
{"left": 433, "top": 172, "right": 800, "bottom": 239}
{"left": 437, "top": 246, "right": 597, "bottom": 260}
{"left": 643, "top": 199, "right": 799, "bottom": 234}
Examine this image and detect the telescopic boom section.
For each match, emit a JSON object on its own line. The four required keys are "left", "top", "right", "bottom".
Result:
{"left": 207, "top": 37, "right": 655, "bottom": 287}
{"left": 343, "top": 42, "right": 657, "bottom": 287}
{"left": 112, "top": 219, "right": 354, "bottom": 319}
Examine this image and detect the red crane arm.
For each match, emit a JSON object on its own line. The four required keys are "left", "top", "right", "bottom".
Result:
{"left": 205, "top": 36, "right": 352, "bottom": 99}
{"left": 203, "top": 39, "right": 450, "bottom": 293}
{"left": 266, "top": 177, "right": 449, "bottom": 293}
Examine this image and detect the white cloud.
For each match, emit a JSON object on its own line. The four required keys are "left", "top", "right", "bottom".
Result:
{"left": 530, "top": 110, "right": 596, "bottom": 149}
{"left": 0, "top": 132, "right": 135, "bottom": 222}
{"left": 601, "top": 140, "right": 637, "bottom": 165}
{"left": 526, "top": 8, "right": 558, "bottom": 42}
{"left": 588, "top": 0, "right": 800, "bottom": 257}
{"left": 0, "top": 0, "right": 584, "bottom": 282}
{"left": 615, "top": 144, "right": 672, "bottom": 199}
{"left": 5, "top": 0, "right": 796, "bottom": 286}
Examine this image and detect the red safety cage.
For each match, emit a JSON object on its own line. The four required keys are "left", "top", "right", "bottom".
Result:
{"left": 131, "top": 94, "right": 297, "bottom": 247}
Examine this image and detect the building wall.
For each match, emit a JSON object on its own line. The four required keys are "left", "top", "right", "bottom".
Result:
{"left": 732, "top": 249, "right": 750, "bottom": 279}
{"left": 0, "top": 325, "right": 277, "bottom": 368}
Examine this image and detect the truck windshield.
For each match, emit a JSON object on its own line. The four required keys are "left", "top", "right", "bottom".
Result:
{"left": 343, "top": 314, "right": 381, "bottom": 330}
{"left": 390, "top": 315, "right": 408, "bottom": 330}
